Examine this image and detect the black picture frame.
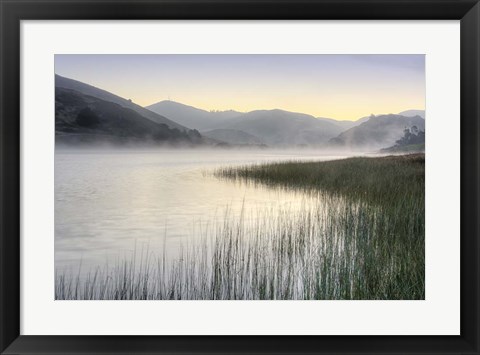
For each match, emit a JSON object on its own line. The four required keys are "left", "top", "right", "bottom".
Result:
{"left": 1, "top": 0, "right": 479, "bottom": 354}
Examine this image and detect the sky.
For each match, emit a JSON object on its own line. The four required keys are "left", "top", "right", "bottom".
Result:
{"left": 55, "top": 54, "right": 425, "bottom": 121}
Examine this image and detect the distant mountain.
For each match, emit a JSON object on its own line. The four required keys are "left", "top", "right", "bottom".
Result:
{"left": 329, "top": 114, "right": 425, "bottom": 151}
{"left": 55, "top": 75, "right": 186, "bottom": 131}
{"left": 381, "top": 125, "right": 425, "bottom": 153}
{"left": 394, "top": 125, "right": 425, "bottom": 146}
{"left": 332, "top": 110, "right": 424, "bottom": 130}
{"left": 398, "top": 109, "right": 425, "bottom": 118}
{"left": 54, "top": 77, "right": 427, "bottom": 149}
{"left": 317, "top": 116, "right": 370, "bottom": 130}
{"left": 145, "top": 98, "right": 425, "bottom": 148}
{"left": 55, "top": 88, "right": 203, "bottom": 146}
{"left": 217, "top": 109, "right": 345, "bottom": 146}
{"left": 146, "top": 100, "right": 242, "bottom": 131}
{"left": 202, "top": 129, "right": 263, "bottom": 145}
{"left": 322, "top": 110, "right": 424, "bottom": 130}
{"left": 147, "top": 102, "right": 346, "bottom": 146}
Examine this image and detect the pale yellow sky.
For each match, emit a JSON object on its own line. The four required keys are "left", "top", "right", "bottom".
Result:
{"left": 56, "top": 54, "right": 425, "bottom": 121}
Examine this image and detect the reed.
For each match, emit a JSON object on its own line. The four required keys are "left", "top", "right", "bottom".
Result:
{"left": 56, "top": 154, "right": 424, "bottom": 300}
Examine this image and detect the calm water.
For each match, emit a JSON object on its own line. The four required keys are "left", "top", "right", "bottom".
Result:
{"left": 55, "top": 149, "right": 350, "bottom": 273}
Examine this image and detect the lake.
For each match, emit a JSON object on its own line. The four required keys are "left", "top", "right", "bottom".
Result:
{"left": 55, "top": 149, "right": 351, "bottom": 274}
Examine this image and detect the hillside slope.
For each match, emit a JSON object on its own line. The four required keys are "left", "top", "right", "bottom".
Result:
{"left": 146, "top": 100, "right": 241, "bottom": 130}
{"left": 220, "top": 109, "right": 345, "bottom": 146}
{"left": 55, "top": 88, "right": 202, "bottom": 145}
{"left": 202, "top": 129, "right": 263, "bottom": 145}
{"left": 55, "top": 75, "right": 187, "bottom": 131}
{"left": 329, "top": 114, "right": 425, "bottom": 151}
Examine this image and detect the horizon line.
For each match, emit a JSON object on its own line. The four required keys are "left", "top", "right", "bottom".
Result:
{"left": 55, "top": 73, "right": 425, "bottom": 122}
{"left": 146, "top": 98, "right": 425, "bottom": 122}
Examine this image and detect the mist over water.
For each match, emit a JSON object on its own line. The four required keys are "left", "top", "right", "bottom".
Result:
{"left": 55, "top": 148, "right": 354, "bottom": 274}
{"left": 53, "top": 56, "right": 425, "bottom": 299}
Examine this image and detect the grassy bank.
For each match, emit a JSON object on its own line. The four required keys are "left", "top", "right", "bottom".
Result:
{"left": 56, "top": 154, "right": 424, "bottom": 300}
{"left": 381, "top": 144, "right": 425, "bottom": 153}
{"left": 216, "top": 154, "right": 424, "bottom": 206}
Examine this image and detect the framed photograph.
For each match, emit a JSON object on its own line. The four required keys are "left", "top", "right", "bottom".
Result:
{"left": 1, "top": 0, "right": 479, "bottom": 354}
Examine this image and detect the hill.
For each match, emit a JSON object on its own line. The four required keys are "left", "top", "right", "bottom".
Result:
{"left": 55, "top": 88, "right": 202, "bottom": 146}
{"left": 202, "top": 129, "right": 263, "bottom": 145}
{"left": 55, "top": 75, "right": 186, "bottom": 131}
{"left": 317, "top": 116, "right": 370, "bottom": 130}
{"left": 146, "top": 102, "right": 367, "bottom": 145}
{"left": 381, "top": 125, "right": 425, "bottom": 153}
{"left": 329, "top": 114, "right": 425, "bottom": 151}
{"left": 398, "top": 109, "right": 425, "bottom": 118}
{"left": 218, "top": 109, "right": 345, "bottom": 146}
{"left": 146, "top": 100, "right": 242, "bottom": 130}
{"left": 145, "top": 99, "right": 425, "bottom": 149}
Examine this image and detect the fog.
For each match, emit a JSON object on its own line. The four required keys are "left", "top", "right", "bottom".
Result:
{"left": 55, "top": 148, "right": 366, "bottom": 274}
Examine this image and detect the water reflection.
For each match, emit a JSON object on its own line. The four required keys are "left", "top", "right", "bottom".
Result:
{"left": 55, "top": 149, "right": 350, "bottom": 273}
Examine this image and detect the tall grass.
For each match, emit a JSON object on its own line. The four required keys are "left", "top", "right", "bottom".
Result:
{"left": 216, "top": 154, "right": 425, "bottom": 207}
{"left": 56, "top": 154, "right": 424, "bottom": 300}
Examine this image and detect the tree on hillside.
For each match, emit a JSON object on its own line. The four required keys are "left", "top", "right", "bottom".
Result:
{"left": 76, "top": 107, "right": 100, "bottom": 128}
{"left": 395, "top": 126, "right": 425, "bottom": 147}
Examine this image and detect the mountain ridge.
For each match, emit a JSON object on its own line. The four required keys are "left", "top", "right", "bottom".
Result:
{"left": 55, "top": 75, "right": 425, "bottom": 149}
{"left": 55, "top": 87, "right": 204, "bottom": 146}
{"left": 55, "top": 75, "right": 187, "bottom": 131}
{"left": 146, "top": 100, "right": 242, "bottom": 131}
{"left": 329, "top": 114, "right": 425, "bottom": 151}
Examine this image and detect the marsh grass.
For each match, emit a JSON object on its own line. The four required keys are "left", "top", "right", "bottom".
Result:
{"left": 216, "top": 154, "right": 425, "bottom": 207}
{"left": 55, "top": 154, "right": 424, "bottom": 300}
